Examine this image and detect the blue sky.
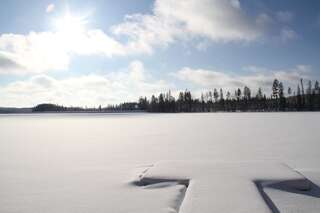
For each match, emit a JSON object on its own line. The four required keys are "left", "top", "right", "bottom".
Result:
{"left": 0, "top": 0, "right": 320, "bottom": 107}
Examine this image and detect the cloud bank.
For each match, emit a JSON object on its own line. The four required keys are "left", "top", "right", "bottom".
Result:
{"left": 0, "top": 62, "right": 312, "bottom": 107}
{"left": 173, "top": 65, "right": 311, "bottom": 94}
{"left": 0, "top": 30, "right": 129, "bottom": 74}
{"left": 0, "top": 0, "right": 275, "bottom": 75}
{"left": 0, "top": 61, "right": 172, "bottom": 107}
{"left": 112, "top": 0, "right": 265, "bottom": 52}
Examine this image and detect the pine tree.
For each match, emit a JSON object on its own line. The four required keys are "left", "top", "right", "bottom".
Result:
{"left": 315, "top": 81, "right": 320, "bottom": 95}
{"left": 236, "top": 88, "right": 241, "bottom": 101}
{"left": 150, "top": 95, "right": 158, "bottom": 112}
{"left": 314, "top": 81, "right": 320, "bottom": 109}
{"left": 300, "top": 78, "right": 305, "bottom": 108}
{"left": 297, "top": 85, "right": 302, "bottom": 110}
{"left": 279, "top": 82, "right": 286, "bottom": 110}
{"left": 307, "top": 80, "right": 312, "bottom": 95}
{"left": 287, "top": 87, "right": 292, "bottom": 96}
{"left": 226, "top": 91, "right": 231, "bottom": 100}
{"left": 243, "top": 86, "right": 251, "bottom": 100}
{"left": 201, "top": 93, "right": 205, "bottom": 112}
{"left": 272, "top": 79, "right": 279, "bottom": 99}
{"left": 256, "top": 88, "right": 263, "bottom": 100}
{"left": 279, "top": 82, "right": 284, "bottom": 98}
{"left": 213, "top": 89, "right": 219, "bottom": 103}
{"left": 219, "top": 89, "right": 224, "bottom": 101}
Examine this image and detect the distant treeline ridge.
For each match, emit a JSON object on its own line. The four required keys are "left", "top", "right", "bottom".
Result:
{"left": 33, "top": 78, "right": 320, "bottom": 112}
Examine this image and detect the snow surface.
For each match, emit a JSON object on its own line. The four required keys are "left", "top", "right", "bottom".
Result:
{"left": 138, "top": 161, "right": 311, "bottom": 213}
{"left": 0, "top": 112, "right": 319, "bottom": 212}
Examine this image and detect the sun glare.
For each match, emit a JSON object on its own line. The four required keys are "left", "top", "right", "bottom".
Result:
{"left": 53, "top": 12, "right": 87, "bottom": 35}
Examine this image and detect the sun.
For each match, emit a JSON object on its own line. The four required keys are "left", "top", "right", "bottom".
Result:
{"left": 53, "top": 12, "right": 87, "bottom": 36}
{"left": 50, "top": 8, "right": 91, "bottom": 53}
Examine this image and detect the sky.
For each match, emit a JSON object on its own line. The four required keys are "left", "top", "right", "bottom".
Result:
{"left": 0, "top": 0, "right": 320, "bottom": 107}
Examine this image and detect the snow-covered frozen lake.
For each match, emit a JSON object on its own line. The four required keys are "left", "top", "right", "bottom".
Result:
{"left": 0, "top": 113, "right": 319, "bottom": 212}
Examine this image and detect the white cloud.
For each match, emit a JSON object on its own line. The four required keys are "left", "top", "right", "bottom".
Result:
{"left": 0, "top": 22, "right": 178, "bottom": 75}
{"left": 0, "top": 32, "right": 69, "bottom": 74}
{"left": 0, "top": 1, "right": 297, "bottom": 76}
{"left": 155, "top": 0, "right": 263, "bottom": 42}
{"left": 128, "top": 60, "right": 146, "bottom": 81}
{"left": 0, "top": 61, "right": 172, "bottom": 107}
{"left": 0, "top": 61, "right": 315, "bottom": 107}
{"left": 112, "top": 13, "right": 180, "bottom": 54}
{"left": 112, "top": 0, "right": 266, "bottom": 52}
{"left": 0, "top": 30, "right": 128, "bottom": 75}
{"left": 173, "top": 65, "right": 311, "bottom": 94}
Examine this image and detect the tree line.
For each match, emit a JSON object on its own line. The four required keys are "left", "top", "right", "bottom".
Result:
{"left": 32, "top": 102, "right": 143, "bottom": 112}
{"left": 33, "top": 78, "right": 320, "bottom": 113}
{"left": 137, "top": 78, "right": 320, "bottom": 112}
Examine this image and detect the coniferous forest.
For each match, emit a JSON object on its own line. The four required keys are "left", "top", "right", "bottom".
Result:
{"left": 33, "top": 78, "right": 320, "bottom": 113}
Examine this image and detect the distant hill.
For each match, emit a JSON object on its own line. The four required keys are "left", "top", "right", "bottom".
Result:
{"left": 32, "top": 104, "right": 67, "bottom": 112}
{"left": 0, "top": 107, "right": 32, "bottom": 114}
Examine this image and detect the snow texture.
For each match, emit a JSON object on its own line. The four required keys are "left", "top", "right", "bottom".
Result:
{"left": 137, "top": 161, "right": 311, "bottom": 213}
{"left": 0, "top": 112, "right": 319, "bottom": 212}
